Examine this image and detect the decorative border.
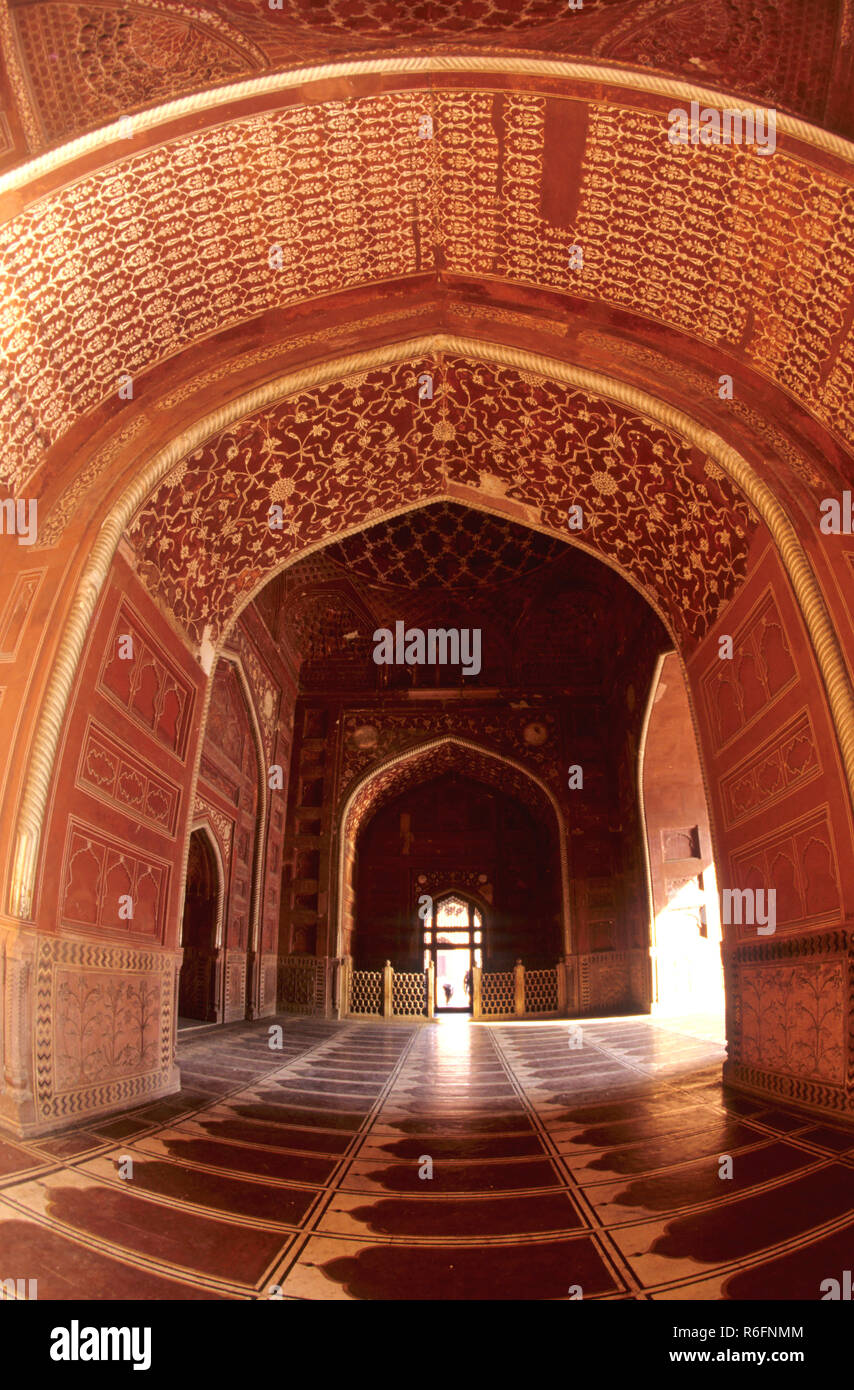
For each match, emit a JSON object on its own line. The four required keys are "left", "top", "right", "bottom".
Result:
{"left": 727, "top": 803, "right": 841, "bottom": 935}
{"left": 719, "top": 707, "right": 821, "bottom": 830}
{"left": 75, "top": 715, "right": 181, "bottom": 839}
{"left": 2, "top": 57, "right": 852, "bottom": 201}
{"left": 57, "top": 813, "right": 171, "bottom": 942}
{"left": 699, "top": 584, "right": 800, "bottom": 753}
{"left": 8, "top": 337, "right": 854, "bottom": 922}
{"left": 34, "top": 935, "right": 176, "bottom": 1122}
{"left": 97, "top": 596, "right": 195, "bottom": 763}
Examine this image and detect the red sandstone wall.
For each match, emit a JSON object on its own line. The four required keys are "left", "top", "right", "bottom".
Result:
{"left": 688, "top": 534, "right": 854, "bottom": 1117}
{"left": 0, "top": 550, "right": 297, "bottom": 1133}
{"left": 26, "top": 552, "right": 204, "bottom": 1129}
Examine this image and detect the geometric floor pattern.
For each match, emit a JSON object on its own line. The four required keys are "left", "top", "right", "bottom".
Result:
{"left": 1, "top": 1014, "right": 852, "bottom": 1300}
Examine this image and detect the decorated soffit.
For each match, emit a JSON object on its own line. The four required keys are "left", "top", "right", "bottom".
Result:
{"left": 125, "top": 355, "right": 759, "bottom": 652}
{"left": 0, "top": 0, "right": 849, "bottom": 167}
{"left": 262, "top": 502, "right": 662, "bottom": 688}
{"left": 325, "top": 501, "right": 566, "bottom": 591}
{"left": 2, "top": 84, "right": 854, "bottom": 509}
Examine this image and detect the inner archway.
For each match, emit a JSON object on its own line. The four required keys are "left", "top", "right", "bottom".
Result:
{"left": 349, "top": 765, "right": 563, "bottom": 997}
{"left": 186, "top": 655, "right": 265, "bottom": 1025}
{"left": 640, "top": 652, "right": 725, "bottom": 1025}
{"left": 177, "top": 828, "right": 220, "bottom": 1025}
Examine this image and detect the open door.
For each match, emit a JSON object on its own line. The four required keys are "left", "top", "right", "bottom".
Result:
{"left": 422, "top": 893, "right": 483, "bottom": 1014}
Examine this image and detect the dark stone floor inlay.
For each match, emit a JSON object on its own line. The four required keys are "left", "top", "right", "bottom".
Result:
{"left": 3, "top": 1012, "right": 849, "bottom": 1301}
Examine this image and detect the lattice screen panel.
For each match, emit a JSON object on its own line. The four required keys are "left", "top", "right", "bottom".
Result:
{"left": 524, "top": 967, "right": 558, "bottom": 1014}
{"left": 579, "top": 950, "right": 632, "bottom": 1013}
{"left": 349, "top": 970, "right": 383, "bottom": 1016}
{"left": 278, "top": 955, "right": 325, "bottom": 1013}
{"left": 392, "top": 971, "right": 427, "bottom": 1017}
{"left": 481, "top": 971, "right": 514, "bottom": 1016}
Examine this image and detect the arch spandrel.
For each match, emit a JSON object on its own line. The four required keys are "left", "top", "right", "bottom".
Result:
{"left": 127, "top": 353, "right": 759, "bottom": 651}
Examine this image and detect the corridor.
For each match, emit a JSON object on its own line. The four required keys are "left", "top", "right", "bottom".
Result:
{"left": 0, "top": 1015, "right": 851, "bottom": 1300}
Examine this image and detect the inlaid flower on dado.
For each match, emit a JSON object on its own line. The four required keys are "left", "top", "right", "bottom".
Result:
{"left": 740, "top": 961, "right": 845, "bottom": 1085}
{"left": 54, "top": 972, "right": 161, "bottom": 1091}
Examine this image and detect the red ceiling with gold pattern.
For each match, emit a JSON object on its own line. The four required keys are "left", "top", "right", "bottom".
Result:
{"left": 1, "top": 0, "right": 849, "bottom": 170}
{"left": 126, "top": 356, "right": 758, "bottom": 650}
{"left": 3, "top": 78, "right": 854, "bottom": 516}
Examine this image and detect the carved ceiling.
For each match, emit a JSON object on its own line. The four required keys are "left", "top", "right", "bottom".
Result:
{"left": 125, "top": 356, "right": 758, "bottom": 653}
{"left": 0, "top": 0, "right": 848, "bottom": 168}
{"left": 2, "top": 80, "right": 853, "bottom": 516}
{"left": 325, "top": 501, "right": 566, "bottom": 590}
{"left": 257, "top": 500, "right": 666, "bottom": 690}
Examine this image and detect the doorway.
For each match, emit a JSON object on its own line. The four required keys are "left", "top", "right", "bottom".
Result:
{"left": 640, "top": 653, "right": 725, "bottom": 1022}
{"left": 422, "top": 893, "right": 483, "bottom": 1014}
{"left": 178, "top": 829, "right": 220, "bottom": 1022}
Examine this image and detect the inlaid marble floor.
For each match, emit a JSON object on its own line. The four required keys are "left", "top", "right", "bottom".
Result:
{"left": 1, "top": 1014, "right": 852, "bottom": 1300}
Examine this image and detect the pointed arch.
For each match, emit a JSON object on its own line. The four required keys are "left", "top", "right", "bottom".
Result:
{"left": 334, "top": 734, "right": 572, "bottom": 960}
{"left": 182, "top": 820, "right": 226, "bottom": 952}
{"left": 9, "top": 336, "right": 854, "bottom": 922}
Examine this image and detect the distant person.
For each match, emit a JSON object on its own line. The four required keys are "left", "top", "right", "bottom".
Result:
{"left": 463, "top": 970, "right": 472, "bottom": 997}
{"left": 443, "top": 983, "right": 453, "bottom": 1004}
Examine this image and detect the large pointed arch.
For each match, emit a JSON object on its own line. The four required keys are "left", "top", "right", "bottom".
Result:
{"left": 334, "top": 734, "right": 572, "bottom": 961}
{"left": 9, "top": 337, "right": 854, "bottom": 922}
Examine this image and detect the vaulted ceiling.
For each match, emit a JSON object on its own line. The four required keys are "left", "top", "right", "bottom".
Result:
{"left": 252, "top": 500, "right": 669, "bottom": 690}
{"left": 1, "top": 0, "right": 852, "bottom": 697}
{"left": 1, "top": 0, "right": 850, "bottom": 168}
{"left": 126, "top": 357, "right": 758, "bottom": 652}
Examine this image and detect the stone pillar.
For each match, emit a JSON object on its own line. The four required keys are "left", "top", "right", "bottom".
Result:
{"left": 339, "top": 956, "right": 352, "bottom": 1019}
{"left": 472, "top": 964, "right": 482, "bottom": 1019}
{"left": 245, "top": 949, "right": 261, "bottom": 1020}
{"left": 514, "top": 959, "right": 525, "bottom": 1016}
{"left": 561, "top": 955, "right": 578, "bottom": 1016}
{"left": 383, "top": 960, "right": 393, "bottom": 1020}
{"left": 426, "top": 961, "right": 435, "bottom": 1020}
{"left": 2, "top": 931, "right": 36, "bottom": 1127}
